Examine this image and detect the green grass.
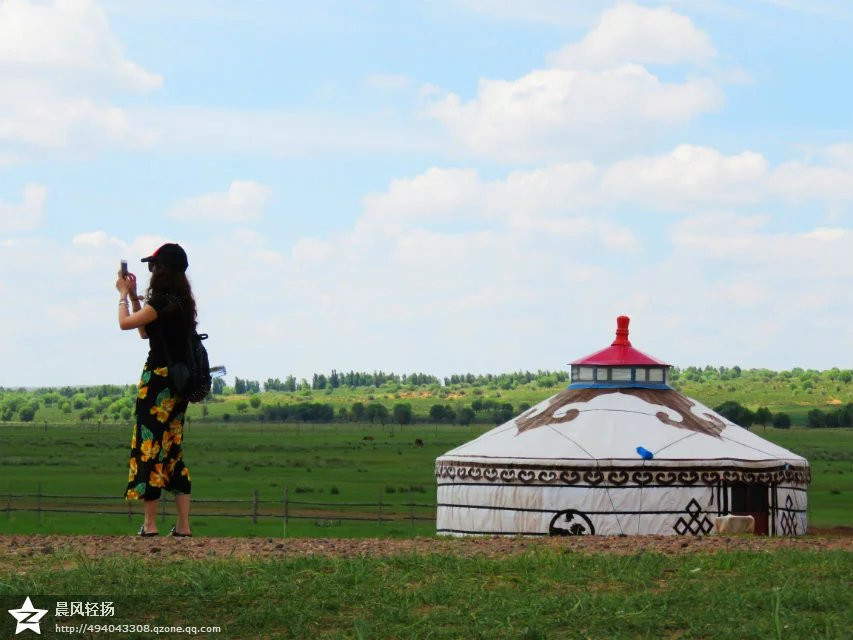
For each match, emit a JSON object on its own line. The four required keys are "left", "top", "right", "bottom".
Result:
{"left": 0, "top": 422, "right": 478, "bottom": 537}
{"left": 1, "top": 549, "right": 851, "bottom": 639}
{"left": 0, "top": 423, "right": 851, "bottom": 535}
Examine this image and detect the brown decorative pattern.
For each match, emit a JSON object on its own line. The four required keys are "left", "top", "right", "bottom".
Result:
{"left": 436, "top": 462, "right": 811, "bottom": 487}
{"left": 515, "top": 388, "right": 727, "bottom": 437}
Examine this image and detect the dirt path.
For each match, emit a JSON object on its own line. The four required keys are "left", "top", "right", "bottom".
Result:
{"left": 1, "top": 532, "right": 851, "bottom": 568}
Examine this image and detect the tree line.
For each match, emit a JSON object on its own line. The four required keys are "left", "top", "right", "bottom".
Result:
{"left": 221, "top": 370, "right": 571, "bottom": 395}
{"left": 713, "top": 401, "right": 853, "bottom": 430}
{"left": 246, "top": 400, "right": 530, "bottom": 426}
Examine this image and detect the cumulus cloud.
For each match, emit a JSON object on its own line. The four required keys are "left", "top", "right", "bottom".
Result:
{"left": 428, "top": 67, "right": 722, "bottom": 162}
{"left": 425, "top": 4, "right": 723, "bottom": 162}
{"left": 0, "top": 184, "right": 47, "bottom": 232}
{"left": 603, "top": 145, "right": 768, "bottom": 210}
{"left": 167, "top": 181, "right": 272, "bottom": 223}
{"left": 0, "top": 0, "right": 161, "bottom": 91}
{"left": 0, "top": 0, "right": 161, "bottom": 151}
{"left": 549, "top": 3, "right": 717, "bottom": 69}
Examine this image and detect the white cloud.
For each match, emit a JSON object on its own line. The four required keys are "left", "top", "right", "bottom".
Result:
{"left": 770, "top": 161, "right": 853, "bottom": 203}
{"left": 425, "top": 4, "right": 723, "bottom": 162}
{"left": 603, "top": 145, "right": 768, "bottom": 210}
{"left": 427, "top": 67, "right": 722, "bottom": 162}
{"left": 0, "top": 184, "right": 47, "bottom": 232}
{"left": 167, "top": 181, "right": 272, "bottom": 223}
{"left": 549, "top": 3, "right": 717, "bottom": 69}
{"left": 0, "top": 0, "right": 161, "bottom": 151}
{"left": 72, "top": 230, "right": 124, "bottom": 248}
{"left": 132, "top": 106, "right": 440, "bottom": 157}
{"left": 0, "top": 0, "right": 161, "bottom": 91}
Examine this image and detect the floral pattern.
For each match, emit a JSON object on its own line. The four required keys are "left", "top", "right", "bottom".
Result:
{"left": 125, "top": 363, "right": 191, "bottom": 501}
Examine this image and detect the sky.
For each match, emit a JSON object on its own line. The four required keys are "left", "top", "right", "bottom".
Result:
{"left": 1, "top": 0, "right": 852, "bottom": 387}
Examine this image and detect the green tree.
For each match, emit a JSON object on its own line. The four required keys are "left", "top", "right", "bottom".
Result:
{"left": 212, "top": 377, "right": 225, "bottom": 395}
{"left": 443, "top": 406, "right": 457, "bottom": 424}
{"left": 772, "top": 413, "right": 791, "bottom": 429}
{"left": 806, "top": 409, "right": 826, "bottom": 428}
{"left": 491, "top": 403, "right": 514, "bottom": 425}
{"left": 236, "top": 402, "right": 249, "bottom": 413}
{"left": 351, "top": 402, "right": 366, "bottom": 421}
{"left": 393, "top": 403, "right": 412, "bottom": 427}
{"left": 376, "top": 404, "right": 391, "bottom": 427}
{"left": 714, "top": 401, "right": 755, "bottom": 428}
{"left": 249, "top": 396, "right": 262, "bottom": 409}
{"left": 754, "top": 407, "right": 772, "bottom": 431}
{"left": 458, "top": 407, "right": 475, "bottom": 426}
{"left": 429, "top": 404, "right": 447, "bottom": 422}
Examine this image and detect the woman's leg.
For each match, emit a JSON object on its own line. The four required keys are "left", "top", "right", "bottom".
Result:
{"left": 143, "top": 499, "right": 159, "bottom": 534}
{"left": 174, "top": 493, "right": 191, "bottom": 535}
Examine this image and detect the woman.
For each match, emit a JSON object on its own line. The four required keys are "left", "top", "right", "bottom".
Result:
{"left": 116, "top": 243, "right": 195, "bottom": 537}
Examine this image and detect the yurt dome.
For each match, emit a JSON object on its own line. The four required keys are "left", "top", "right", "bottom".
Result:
{"left": 436, "top": 317, "right": 810, "bottom": 537}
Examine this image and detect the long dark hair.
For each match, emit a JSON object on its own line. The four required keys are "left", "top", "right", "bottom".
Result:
{"left": 146, "top": 265, "right": 198, "bottom": 331}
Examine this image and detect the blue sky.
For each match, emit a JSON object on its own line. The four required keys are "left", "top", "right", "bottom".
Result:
{"left": 1, "top": 0, "right": 852, "bottom": 386}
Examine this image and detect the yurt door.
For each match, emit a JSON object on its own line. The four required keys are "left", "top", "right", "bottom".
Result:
{"left": 730, "top": 483, "right": 769, "bottom": 535}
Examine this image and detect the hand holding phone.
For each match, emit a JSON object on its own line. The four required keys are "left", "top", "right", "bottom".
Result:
{"left": 120, "top": 259, "right": 128, "bottom": 278}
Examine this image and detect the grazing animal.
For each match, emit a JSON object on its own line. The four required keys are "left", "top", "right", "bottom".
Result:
{"left": 362, "top": 436, "right": 374, "bottom": 441}
{"left": 414, "top": 438, "right": 424, "bottom": 447}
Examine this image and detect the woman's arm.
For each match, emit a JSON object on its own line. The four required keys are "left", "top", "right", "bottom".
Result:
{"left": 117, "top": 272, "right": 158, "bottom": 333}
{"left": 129, "top": 290, "right": 148, "bottom": 338}
{"left": 118, "top": 303, "right": 158, "bottom": 331}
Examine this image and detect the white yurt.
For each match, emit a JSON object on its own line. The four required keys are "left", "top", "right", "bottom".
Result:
{"left": 436, "top": 317, "right": 809, "bottom": 536}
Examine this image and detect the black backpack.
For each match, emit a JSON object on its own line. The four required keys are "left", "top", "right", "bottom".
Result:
{"left": 154, "top": 298, "right": 212, "bottom": 403}
{"left": 169, "top": 332, "right": 212, "bottom": 403}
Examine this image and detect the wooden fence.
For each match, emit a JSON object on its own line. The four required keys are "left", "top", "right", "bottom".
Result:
{"left": 2, "top": 485, "right": 436, "bottom": 528}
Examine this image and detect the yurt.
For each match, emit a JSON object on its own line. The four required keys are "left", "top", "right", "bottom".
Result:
{"left": 436, "top": 317, "right": 809, "bottom": 536}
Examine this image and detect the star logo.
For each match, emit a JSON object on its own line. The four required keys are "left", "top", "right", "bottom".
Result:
{"left": 7, "top": 597, "right": 48, "bottom": 635}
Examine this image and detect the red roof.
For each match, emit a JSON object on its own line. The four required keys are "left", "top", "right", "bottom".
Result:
{"left": 570, "top": 316, "right": 670, "bottom": 366}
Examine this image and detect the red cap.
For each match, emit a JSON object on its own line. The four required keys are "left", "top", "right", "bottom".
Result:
{"left": 570, "top": 316, "right": 669, "bottom": 366}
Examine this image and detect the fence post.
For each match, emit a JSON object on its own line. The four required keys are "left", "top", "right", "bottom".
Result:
{"left": 409, "top": 501, "right": 414, "bottom": 527}
{"left": 252, "top": 490, "right": 259, "bottom": 525}
{"left": 283, "top": 487, "right": 289, "bottom": 537}
{"left": 37, "top": 483, "right": 42, "bottom": 526}
{"left": 377, "top": 492, "right": 383, "bottom": 527}
{"left": 5, "top": 483, "right": 11, "bottom": 522}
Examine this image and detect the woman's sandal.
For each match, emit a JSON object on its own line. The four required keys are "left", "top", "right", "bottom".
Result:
{"left": 137, "top": 525, "right": 158, "bottom": 537}
{"left": 169, "top": 525, "right": 192, "bottom": 538}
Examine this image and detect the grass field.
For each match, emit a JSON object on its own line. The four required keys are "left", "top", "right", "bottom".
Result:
{"left": 1, "top": 548, "right": 851, "bottom": 639}
{"left": 0, "top": 423, "right": 851, "bottom": 536}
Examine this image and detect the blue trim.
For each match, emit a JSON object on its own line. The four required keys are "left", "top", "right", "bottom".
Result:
{"left": 568, "top": 382, "right": 671, "bottom": 390}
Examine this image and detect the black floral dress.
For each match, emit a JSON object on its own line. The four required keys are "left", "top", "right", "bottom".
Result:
{"left": 124, "top": 295, "right": 192, "bottom": 501}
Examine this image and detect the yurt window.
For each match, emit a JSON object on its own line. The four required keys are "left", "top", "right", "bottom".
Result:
{"left": 635, "top": 368, "right": 647, "bottom": 382}
{"left": 574, "top": 366, "right": 594, "bottom": 381}
{"left": 611, "top": 368, "right": 632, "bottom": 381}
{"left": 648, "top": 368, "right": 664, "bottom": 382}
{"left": 595, "top": 367, "right": 610, "bottom": 381}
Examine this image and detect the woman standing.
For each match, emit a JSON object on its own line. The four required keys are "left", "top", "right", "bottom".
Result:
{"left": 116, "top": 243, "right": 195, "bottom": 537}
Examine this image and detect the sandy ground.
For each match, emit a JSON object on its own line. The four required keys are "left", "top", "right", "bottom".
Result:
{"left": 1, "top": 530, "right": 851, "bottom": 567}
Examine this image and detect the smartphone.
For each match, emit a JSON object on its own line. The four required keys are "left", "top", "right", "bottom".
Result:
{"left": 120, "top": 259, "right": 128, "bottom": 278}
